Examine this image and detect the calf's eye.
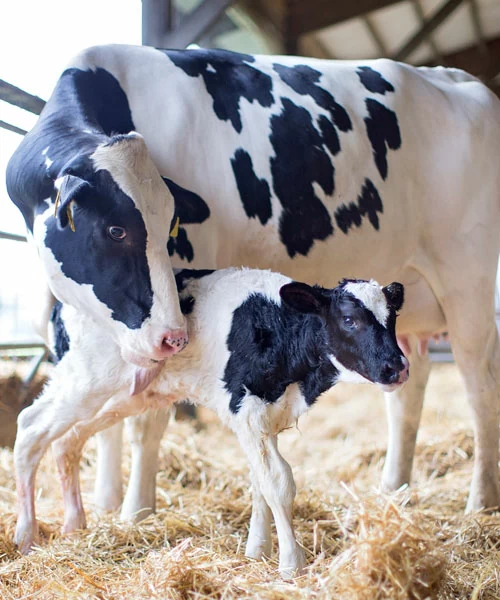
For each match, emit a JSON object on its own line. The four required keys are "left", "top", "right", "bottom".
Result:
{"left": 107, "top": 226, "right": 127, "bottom": 241}
{"left": 343, "top": 316, "right": 357, "bottom": 329}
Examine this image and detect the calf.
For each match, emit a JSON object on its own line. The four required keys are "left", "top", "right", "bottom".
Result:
{"left": 14, "top": 268, "right": 407, "bottom": 577}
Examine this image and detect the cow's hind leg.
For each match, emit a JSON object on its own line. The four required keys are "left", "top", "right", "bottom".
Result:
{"left": 439, "top": 280, "right": 500, "bottom": 511}
{"left": 382, "top": 335, "right": 431, "bottom": 491}
{"left": 94, "top": 422, "right": 124, "bottom": 512}
{"left": 120, "top": 407, "right": 172, "bottom": 522}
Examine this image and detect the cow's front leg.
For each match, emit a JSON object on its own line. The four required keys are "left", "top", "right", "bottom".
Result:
{"left": 53, "top": 392, "right": 146, "bottom": 534}
{"left": 382, "top": 334, "right": 431, "bottom": 492}
{"left": 234, "top": 404, "right": 305, "bottom": 580}
{"left": 121, "top": 407, "right": 171, "bottom": 522}
{"left": 14, "top": 379, "right": 107, "bottom": 554}
{"left": 245, "top": 469, "right": 272, "bottom": 560}
{"left": 94, "top": 422, "right": 124, "bottom": 512}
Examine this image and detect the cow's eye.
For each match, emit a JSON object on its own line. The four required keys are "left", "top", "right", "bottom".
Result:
{"left": 107, "top": 226, "right": 127, "bottom": 241}
{"left": 343, "top": 316, "right": 357, "bottom": 329}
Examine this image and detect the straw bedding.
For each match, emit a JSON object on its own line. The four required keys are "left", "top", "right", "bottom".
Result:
{"left": 0, "top": 362, "right": 499, "bottom": 599}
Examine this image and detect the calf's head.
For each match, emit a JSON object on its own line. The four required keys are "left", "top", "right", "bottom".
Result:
{"left": 34, "top": 133, "right": 187, "bottom": 366}
{"left": 280, "top": 278, "right": 409, "bottom": 391}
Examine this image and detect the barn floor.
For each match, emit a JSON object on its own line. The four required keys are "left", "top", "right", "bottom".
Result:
{"left": 0, "top": 363, "right": 499, "bottom": 599}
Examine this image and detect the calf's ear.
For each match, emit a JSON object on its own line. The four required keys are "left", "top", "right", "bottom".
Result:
{"left": 280, "top": 282, "right": 326, "bottom": 314}
{"left": 383, "top": 282, "right": 404, "bottom": 312}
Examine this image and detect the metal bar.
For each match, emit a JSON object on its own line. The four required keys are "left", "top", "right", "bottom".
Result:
{"left": 159, "top": 0, "right": 235, "bottom": 49}
{"left": 412, "top": 0, "right": 446, "bottom": 65}
{"left": 0, "top": 231, "right": 27, "bottom": 242}
{"left": 363, "top": 15, "right": 388, "bottom": 57}
{"left": 0, "top": 79, "right": 45, "bottom": 115}
{"left": 392, "top": 0, "right": 464, "bottom": 62}
{"left": 0, "top": 119, "right": 27, "bottom": 136}
{"left": 0, "top": 342, "right": 46, "bottom": 351}
{"left": 22, "top": 349, "right": 49, "bottom": 387}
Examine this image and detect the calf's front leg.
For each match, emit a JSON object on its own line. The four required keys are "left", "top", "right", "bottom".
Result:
{"left": 233, "top": 402, "right": 305, "bottom": 579}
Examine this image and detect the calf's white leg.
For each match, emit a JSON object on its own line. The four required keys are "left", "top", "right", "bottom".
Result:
{"left": 52, "top": 393, "right": 147, "bottom": 534}
{"left": 121, "top": 407, "right": 171, "bottom": 522}
{"left": 245, "top": 471, "right": 273, "bottom": 560}
{"left": 382, "top": 335, "right": 431, "bottom": 491}
{"left": 94, "top": 422, "right": 124, "bottom": 512}
{"left": 14, "top": 378, "right": 109, "bottom": 553}
{"left": 233, "top": 400, "right": 305, "bottom": 579}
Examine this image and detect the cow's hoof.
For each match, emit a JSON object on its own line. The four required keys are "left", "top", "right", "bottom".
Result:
{"left": 62, "top": 510, "right": 87, "bottom": 535}
{"left": 278, "top": 546, "right": 306, "bottom": 580}
{"left": 465, "top": 483, "right": 500, "bottom": 514}
{"left": 14, "top": 520, "right": 39, "bottom": 555}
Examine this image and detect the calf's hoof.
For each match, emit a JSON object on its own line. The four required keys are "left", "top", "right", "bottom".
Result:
{"left": 120, "top": 504, "right": 154, "bottom": 523}
{"left": 245, "top": 536, "right": 272, "bottom": 561}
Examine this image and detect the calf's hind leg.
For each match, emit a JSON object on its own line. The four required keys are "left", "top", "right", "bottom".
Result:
{"left": 14, "top": 378, "right": 110, "bottom": 554}
{"left": 52, "top": 392, "right": 147, "bottom": 534}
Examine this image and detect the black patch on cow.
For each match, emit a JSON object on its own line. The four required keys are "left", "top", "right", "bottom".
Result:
{"left": 357, "top": 67, "right": 395, "bottom": 95}
{"left": 167, "top": 228, "right": 193, "bottom": 262}
{"left": 44, "top": 168, "right": 153, "bottom": 329}
{"left": 224, "top": 293, "right": 337, "bottom": 413}
{"left": 335, "top": 178, "right": 383, "bottom": 234}
{"left": 274, "top": 63, "right": 352, "bottom": 133}
{"left": 50, "top": 301, "right": 70, "bottom": 362}
{"left": 317, "top": 115, "right": 340, "bottom": 156}
{"left": 364, "top": 99, "right": 401, "bottom": 180}
{"left": 162, "top": 177, "right": 210, "bottom": 263}
{"left": 165, "top": 49, "right": 274, "bottom": 133}
{"left": 269, "top": 98, "right": 334, "bottom": 257}
{"left": 231, "top": 149, "right": 272, "bottom": 224}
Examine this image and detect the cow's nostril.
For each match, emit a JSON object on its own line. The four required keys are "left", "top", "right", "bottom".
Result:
{"left": 383, "top": 363, "right": 399, "bottom": 384}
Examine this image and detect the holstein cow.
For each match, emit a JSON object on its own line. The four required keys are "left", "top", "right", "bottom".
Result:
{"left": 7, "top": 44, "right": 500, "bottom": 518}
{"left": 14, "top": 268, "right": 408, "bottom": 578}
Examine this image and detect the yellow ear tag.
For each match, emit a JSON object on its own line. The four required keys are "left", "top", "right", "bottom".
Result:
{"left": 66, "top": 200, "right": 76, "bottom": 232}
{"left": 169, "top": 216, "right": 180, "bottom": 239}
{"left": 54, "top": 188, "right": 61, "bottom": 216}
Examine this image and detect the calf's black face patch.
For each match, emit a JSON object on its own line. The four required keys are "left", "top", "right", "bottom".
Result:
{"left": 166, "top": 49, "right": 274, "bottom": 133}
{"left": 45, "top": 166, "right": 153, "bottom": 329}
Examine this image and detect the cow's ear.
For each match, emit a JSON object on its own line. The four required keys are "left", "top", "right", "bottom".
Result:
{"left": 55, "top": 175, "right": 91, "bottom": 231}
{"left": 162, "top": 177, "right": 210, "bottom": 224}
{"left": 280, "top": 282, "right": 326, "bottom": 314}
{"left": 383, "top": 282, "right": 404, "bottom": 312}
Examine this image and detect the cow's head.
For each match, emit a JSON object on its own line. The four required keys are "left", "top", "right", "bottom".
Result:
{"left": 34, "top": 133, "right": 187, "bottom": 367}
{"left": 280, "top": 278, "right": 409, "bottom": 391}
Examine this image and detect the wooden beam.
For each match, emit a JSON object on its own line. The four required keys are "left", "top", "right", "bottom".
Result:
{"left": 412, "top": 0, "right": 446, "bottom": 65}
{"left": 433, "top": 35, "right": 500, "bottom": 78}
{"left": 159, "top": 0, "right": 235, "bottom": 48}
{"left": 363, "top": 15, "right": 389, "bottom": 56}
{"left": 392, "top": 0, "right": 464, "bottom": 62}
{"left": 142, "top": 0, "right": 174, "bottom": 47}
{"left": 0, "top": 79, "right": 45, "bottom": 115}
{"left": 248, "top": 0, "right": 403, "bottom": 38}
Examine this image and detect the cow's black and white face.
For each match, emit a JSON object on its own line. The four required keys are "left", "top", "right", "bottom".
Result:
{"left": 34, "top": 133, "right": 187, "bottom": 366}
{"left": 280, "top": 278, "right": 408, "bottom": 391}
